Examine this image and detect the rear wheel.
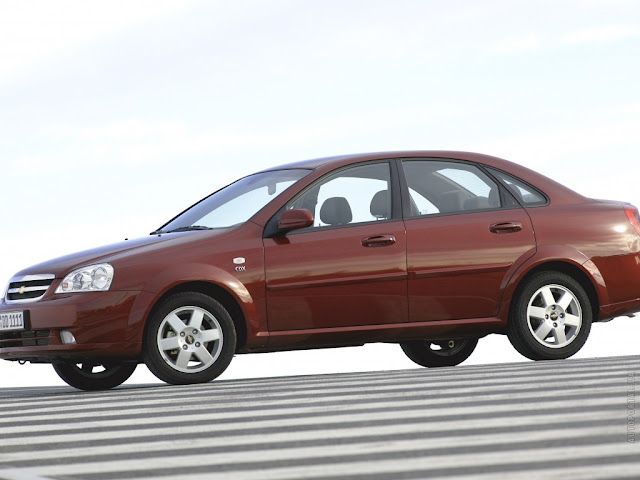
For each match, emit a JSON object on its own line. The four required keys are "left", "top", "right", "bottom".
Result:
{"left": 144, "top": 292, "right": 236, "bottom": 385}
{"left": 400, "top": 338, "right": 478, "bottom": 367}
{"left": 53, "top": 361, "right": 137, "bottom": 391}
{"left": 507, "top": 271, "right": 592, "bottom": 360}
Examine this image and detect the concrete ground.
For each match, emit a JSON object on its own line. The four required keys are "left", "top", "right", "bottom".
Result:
{"left": 0, "top": 355, "right": 638, "bottom": 480}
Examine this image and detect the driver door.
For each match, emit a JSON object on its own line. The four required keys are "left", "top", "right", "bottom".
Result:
{"left": 263, "top": 161, "right": 408, "bottom": 332}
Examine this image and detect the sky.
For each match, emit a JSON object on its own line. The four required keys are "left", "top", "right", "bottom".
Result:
{"left": 1, "top": 0, "right": 639, "bottom": 387}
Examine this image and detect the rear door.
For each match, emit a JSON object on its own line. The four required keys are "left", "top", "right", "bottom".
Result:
{"left": 400, "top": 159, "right": 536, "bottom": 322}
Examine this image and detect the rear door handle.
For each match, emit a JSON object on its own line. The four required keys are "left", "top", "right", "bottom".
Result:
{"left": 361, "top": 235, "right": 396, "bottom": 247}
{"left": 490, "top": 222, "right": 523, "bottom": 234}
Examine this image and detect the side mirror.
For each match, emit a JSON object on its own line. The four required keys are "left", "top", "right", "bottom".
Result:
{"left": 277, "top": 208, "right": 314, "bottom": 232}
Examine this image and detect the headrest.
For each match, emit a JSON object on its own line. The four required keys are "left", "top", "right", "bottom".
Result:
{"left": 320, "top": 197, "right": 353, "bottom": 225}
{"left": 370, "top": 190, "right": 389, "bottom": 219}
{"left": 438, "top": 190, "right": 465, "bottom": 213}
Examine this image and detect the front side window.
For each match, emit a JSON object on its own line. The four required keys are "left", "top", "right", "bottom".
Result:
{"left": 287, "top": 162, "right": 392, "bottom": 229}
{"left": 402, "top": 160, "right": 502, "bottom": 216}
{"left": 155, "top": 169, "right": 311, "bottom": 233}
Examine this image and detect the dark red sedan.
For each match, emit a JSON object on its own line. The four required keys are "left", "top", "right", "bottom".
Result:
{"left": 2, "top": 151, "right": 639, "bottom": 390}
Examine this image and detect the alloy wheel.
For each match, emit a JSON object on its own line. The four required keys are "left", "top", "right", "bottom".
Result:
{"left": 156, "top": 306, "right": 224, "bottom": 374}
{"left": 526, "top": 284, "right": 582, "bottom": 349}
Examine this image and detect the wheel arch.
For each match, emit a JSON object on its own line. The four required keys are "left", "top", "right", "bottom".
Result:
{"left": 143, "top": 281, "right": 248, "bottom": 352}
{"left": 507, "top": 261, "right": 600, "bottom": 325}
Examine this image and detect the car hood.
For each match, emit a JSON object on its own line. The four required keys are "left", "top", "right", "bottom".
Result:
{"left": 12, "top": 230, "right": 230, "bottom": 278}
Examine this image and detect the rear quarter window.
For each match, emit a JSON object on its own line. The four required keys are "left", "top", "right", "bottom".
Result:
{"left": 487, "top": 168, "right": 548, "bottom": 207}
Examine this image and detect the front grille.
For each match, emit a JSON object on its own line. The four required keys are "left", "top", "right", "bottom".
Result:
{"left": 0, "top": 329, "right": 50, "bottom": 348}
{"left": 6, "top": 274, "right": 55, "bottom": 303}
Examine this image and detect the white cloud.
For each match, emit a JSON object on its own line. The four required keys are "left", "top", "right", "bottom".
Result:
{"left": 8, "top": 103, "right": 472, "bottom": 176}
{"left": 562, "top": 24, "right": 640, "bottom": 45}
{"left": 470, "top": 118, "right": 640, "bottom": 165}
{"left": 488, "top": 23, "right": 639, "bottom": 56}
{"left": 0, "top": 0, "right": 197, "bottom": 81}
{"left": 488, "top": 35, "right": 543, "bottom": 55}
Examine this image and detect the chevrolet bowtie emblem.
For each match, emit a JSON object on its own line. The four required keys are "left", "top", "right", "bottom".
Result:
{"left": 18, "top": 286, "right": 26, "bottom": 295}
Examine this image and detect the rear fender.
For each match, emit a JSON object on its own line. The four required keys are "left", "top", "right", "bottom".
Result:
{"left": 498, "top": 245, "right": 608, "bottom": 322}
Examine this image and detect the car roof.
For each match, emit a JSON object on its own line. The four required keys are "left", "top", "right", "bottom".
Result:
{"left": 260, "top": 150, "right": 533, "bottom": 174}
{"left": 258, "top": 151, "right": 586, "bottom": 205}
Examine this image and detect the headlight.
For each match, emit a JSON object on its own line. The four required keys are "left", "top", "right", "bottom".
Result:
{"left": 55, "top": 264, "right": 114, "bottom": 294}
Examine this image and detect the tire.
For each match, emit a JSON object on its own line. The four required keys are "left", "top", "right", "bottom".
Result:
{"left": 400, "top": 338, "right": 478, "bottom": 367}
{"left": 144, "top": 292, "right": 236, "bottom": 385}
{"left": 53, "top": 361, "right": 137, "bottom": 391}
{"left": 507, "top": 271, "right": 592, "bottom": 361}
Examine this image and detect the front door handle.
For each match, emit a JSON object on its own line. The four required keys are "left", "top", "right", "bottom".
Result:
{"left": 361, "top": 235, "right": 396, "bottom": 247}
{"left": 490, "top": 222, "right": 523, "bottom": 234}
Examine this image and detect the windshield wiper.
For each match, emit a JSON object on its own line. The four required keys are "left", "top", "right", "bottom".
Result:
{"left": 167, "top": 225, "right": 212, "bottom": 233}
{"left": 150, "top": 225, "right": 212, "bottom": 235}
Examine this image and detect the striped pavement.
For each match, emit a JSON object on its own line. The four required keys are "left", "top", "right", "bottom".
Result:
{"left": 0, "top": 355, "right": 638, "bottom": 479}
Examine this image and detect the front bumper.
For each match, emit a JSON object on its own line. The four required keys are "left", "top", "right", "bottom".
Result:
{"left": 0, "top": 289, "right": 151, "bottom": 362}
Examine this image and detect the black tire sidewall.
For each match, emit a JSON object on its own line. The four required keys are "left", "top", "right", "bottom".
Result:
{"left": 53, "top": 361, "right": 137, "bottom": 391}
{"left": 143, "top": 292, "right": 236, "bottom": 385}
{"left": 400, "top": 338, "right": 478, "bottom": 367}
{"left": 508, "top": 272, "right": 592, "bottom": 361}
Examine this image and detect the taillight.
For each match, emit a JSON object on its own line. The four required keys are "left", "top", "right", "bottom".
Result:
{"left": 624, "top": 204, "right": 640, "bottom": 235}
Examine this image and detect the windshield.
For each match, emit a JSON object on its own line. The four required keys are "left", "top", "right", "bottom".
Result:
{"left": 154, "top": 169, "right": 312, "bottom": 233}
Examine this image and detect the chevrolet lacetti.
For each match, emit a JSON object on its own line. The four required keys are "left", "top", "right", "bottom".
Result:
{"left": 1, "top": 151, "right": 640, "bottom": 390}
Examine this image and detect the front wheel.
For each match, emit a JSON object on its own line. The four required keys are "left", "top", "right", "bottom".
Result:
{"left": 400, "top": 338, "right": 478, "bottom": 367}
{"left": 144, "top": 292, "right": 236, "bottom": 385}
{"left": 53, "top": 361, "right": 137, "bottom": 391}
{"left": 507, "top": 271, "right": 592, "bottom": 361}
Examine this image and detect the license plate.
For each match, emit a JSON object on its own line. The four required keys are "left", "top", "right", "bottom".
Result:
{"left": 0, "top": 311, "right": 25, "bottom": 331}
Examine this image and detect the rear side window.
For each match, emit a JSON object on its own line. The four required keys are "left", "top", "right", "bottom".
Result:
{"left": 401, "top": 160, "right": 502, "bottom": 217}
{"left": 488, "top": 168, "right": 548, "bottom": 207}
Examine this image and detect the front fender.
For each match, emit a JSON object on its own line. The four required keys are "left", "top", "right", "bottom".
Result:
{"left": 127, "top": 263, "right": 264, "bottom": 347}
{"left": 144, "top": 262, "right": 254, "bottom": 305}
